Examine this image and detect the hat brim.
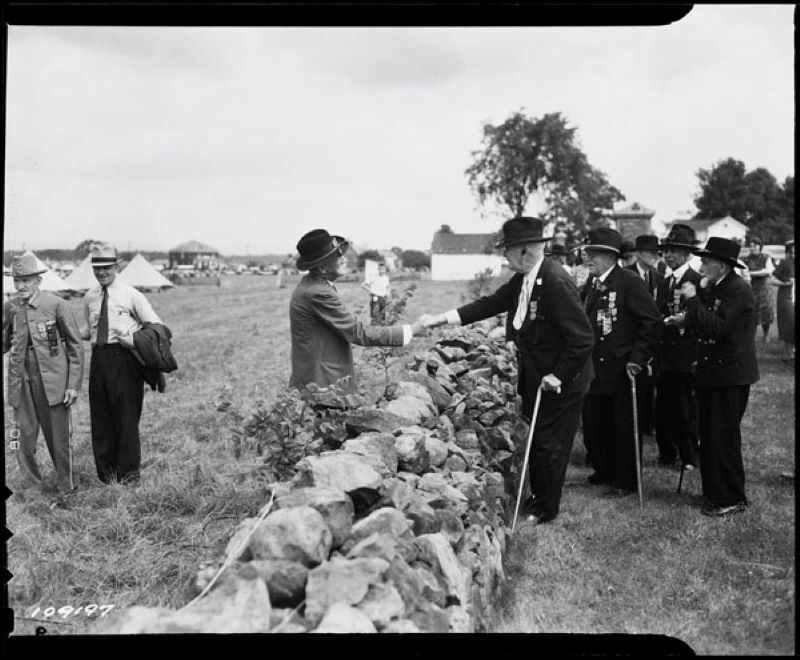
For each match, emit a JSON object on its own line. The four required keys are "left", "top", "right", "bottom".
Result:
{"left": 660, "top": 241, "right": 695, "bottom": 250}
{"left": 692, "top": 248, "right": 746, "bottom": 269}
{"left": 582, "top": 244, "right": 620, "bottom": 255}
{"left": 11, "top": 269, "right": 48, "bottom": 277}
{"left": 91, "top": 258, "right": 119, "bottom": 266}
{"left": 296, "top": 236, "right": 349, "bottom": 271}
{"left": 494, "top": 236, "right": 550, "bottom": 248}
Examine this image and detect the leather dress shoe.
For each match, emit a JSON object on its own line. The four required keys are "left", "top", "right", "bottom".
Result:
{"left": 701, "top": 502, "right": 746, "bottom": 517}
{"left": 526, "top": 512, "right": 555, "bottom": 525}
{"left": 602, "top": 486, "right": 635, "bottom": 498}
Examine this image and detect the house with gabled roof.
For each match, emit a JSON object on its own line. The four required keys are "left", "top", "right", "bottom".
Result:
{"left": 430, "top": 226, "right": 505, "bottom": 281}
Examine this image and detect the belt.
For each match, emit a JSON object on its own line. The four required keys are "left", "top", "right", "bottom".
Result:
{"left": 93, "top": 342, "right": 123, "bottom": 349}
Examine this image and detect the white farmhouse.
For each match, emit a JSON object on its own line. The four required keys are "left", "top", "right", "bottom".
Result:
{"left": 665, "top": 216, "right": 748, "bottom": 244}
{"left": 430, "top": 227, "right": 505, "bottom": 281}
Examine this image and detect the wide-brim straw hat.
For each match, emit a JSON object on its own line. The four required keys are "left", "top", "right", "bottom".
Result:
{"left": 11, "top": 251, "right": 48, "bottom": 277}
{"left": 90, "top": 242, "right": 120, "bottom": 266}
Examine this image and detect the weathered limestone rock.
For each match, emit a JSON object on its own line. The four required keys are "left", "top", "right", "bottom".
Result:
{"left": 379, "top": 478, "right": 417, "bottom": 511}
{"left": 344, "top": 409, "right": 413, "bottom": 435}
{"left": 295, "top": 452, "right": 383, "bottom": 494}
{"left": 313, "top": 603, "right": 377, "bottom": 633}
{"left": 269, "top": 607, "right": 312, "bottom": 632}
{"left": 249, "top": 506, "right": 332, "bottom": 568}
{"left": 412, "top": 564, "right": 447, "bottom": 608}
{"left": 224, "top": 517, "right": 259, "bottom": 563}
{"left": 385, "top": 381, "right": 436, "bottom": 411}
{"left": 112, "top": 568, "right": 272, "bottom": 633}
{"left": 487, "top": 325, "right": 506, "bottom": 341}
{"left": 435, "top": 509, "right": 465, "bottom": 547}
{"left": 304, "top": 556, "right": 389, "bottom": 625}
{"left": 403, "top": 497, "right": 441, "bottom": 536}
{"left": 424, "top": 436, "right": 448, "bottom": 467}
{"left": 384, "top": 558, "right": 427, "bottom": 612}
{"left": 346, "top": 532, "right": 401, "bottom": 563}
{"left": 454, "top": 429, "right": 481, "bottom": 452}
{"left": 394, "top": 431, "right": 431, "bottom": 474}
{"left": 382, "top": 618, "right": 421, "bottom": 633}
{"left": 414, "top": 533, "right": 472, "bottom": 610}
{"left": 446, "top": 605, "right": 474, "bottom": 632}
{"left": 396, "top": 471, "right": 421, "bottom": 488}
{"left": 276, "top": 486, "right": 354, "bottom": 549}
{"left": 385, "top": 395, "right": 435, "bottom": 425}
{"left": 250, "top": 559, "right": 309, "bottom": 607}
{"left": 342, "top": 433, "right": 398, "bottom": 474}
{"left": 407, "top": 601, "right": 450, "bottom": 633}
{"left": 443, "top": 454, "right": 468, "bottom": 473}
{"left": 343, "top": 507, "right": 414, "bottom": 552}
{"left": 402, "top": 371, "right": 453, "bottom": 412}
{"left": 356, "top": 582, "right": 406, "bottom": 628}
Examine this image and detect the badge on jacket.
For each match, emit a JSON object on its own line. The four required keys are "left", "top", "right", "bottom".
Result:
{"left": 529, "top": 299, "right": 538, "bottom": 321}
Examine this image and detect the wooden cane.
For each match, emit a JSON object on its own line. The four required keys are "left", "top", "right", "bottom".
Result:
{"left": 628, "top": 370, "right": 644, "bottom": 507}
{"left": 511, "top": 384, "right": 544, "bottom": 535}
{"left": 677, "top": 464, "right": 685, "bottom": 494}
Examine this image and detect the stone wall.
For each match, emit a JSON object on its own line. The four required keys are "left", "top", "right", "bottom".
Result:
{"left": 96, "top": 319, "right": 529, "bottom": 634}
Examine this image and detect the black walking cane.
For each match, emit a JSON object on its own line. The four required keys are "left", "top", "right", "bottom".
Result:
{"left": 627, "top": 370, "right": 644, "bottom": 507}
{"left": 677, "top": 463, "right": 686, "bottom": 494}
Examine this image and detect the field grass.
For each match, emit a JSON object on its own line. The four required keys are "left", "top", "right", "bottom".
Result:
{"left": 3, "top": 275, "right": 795, "bottom": 651}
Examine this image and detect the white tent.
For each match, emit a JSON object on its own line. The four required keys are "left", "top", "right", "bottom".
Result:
{"left": 63, "top": 255, "right": 97, "bottom": 291}
{"left": 118, "top": 253, "right": 174, "bottom": 290}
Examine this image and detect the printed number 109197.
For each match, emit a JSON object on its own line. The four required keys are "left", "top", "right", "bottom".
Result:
{"left": 29, "top": 604, "right": 115, "bottom": 618}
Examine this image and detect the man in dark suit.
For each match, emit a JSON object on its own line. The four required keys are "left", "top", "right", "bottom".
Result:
{"left": 289, "top": 229, "right": 426, "bottom": 395}
{"left": 580, "top": 228, "right": 662, "bottom": 497}
{"left": 423, "top": 217, "right": 595, "bottom": 524}
{"left": 626, "top": 234, "right": 663, "bottom": 438}
{"left": 653, "top": 224, "right": 703, "bottom": 470}
{"left": 680, "top": 237, "right": 759, "bottom": 517}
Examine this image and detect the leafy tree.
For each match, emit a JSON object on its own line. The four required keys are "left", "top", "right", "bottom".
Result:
{"left": 400, "top": 249, "right": 430, "bottom": 270}
{"left": 75, "top": 239, "right": 101, "bottom": 256}
{"left": 357, "top": 249, "right": 382, "bottom": 268}
{"left": 465, "top": 110, "right": 623, "bottom": 237}
{"left": 694, "top": 159, "right": 793, "bottom": 243}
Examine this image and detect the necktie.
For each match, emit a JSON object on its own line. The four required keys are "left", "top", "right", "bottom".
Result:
{"left": 513, "top": 277, "right": 531, "bottom": 330}
{"left": 97, "top": 286, "right": 109, "bottom": 346}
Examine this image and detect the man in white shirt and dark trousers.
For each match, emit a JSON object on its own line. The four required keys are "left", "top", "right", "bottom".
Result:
{"left": 361, "top": 261, "right": 391, "bottom": 324}
{"left": 84, "top": 243, "right": 162, "bottom": 485}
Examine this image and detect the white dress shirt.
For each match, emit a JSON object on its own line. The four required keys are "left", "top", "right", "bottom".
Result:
{"left": 84, "top": 278, "right": 162, "bottom": 345}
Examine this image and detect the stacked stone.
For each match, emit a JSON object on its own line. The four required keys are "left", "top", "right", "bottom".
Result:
{"left": 98, "top": 320, "right": 529, "bottom": 634}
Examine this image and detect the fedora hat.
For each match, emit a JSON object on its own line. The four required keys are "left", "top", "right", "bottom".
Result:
{"left": 494, "top": 216, "right": 549, "bottom": 248}
{"left": 619, "top": 240, "right": 635, "bottom": 257}
{"left": 296, "top": 229, "right": 350, "bottom": 271}
{"left": 693, "top": 237, "right": 747, "bottom": 269}
{"left": 583, "top": 227, "right": 623, "bottom": 254}
{"left": 91, "top": 242, "right": 119, "bottom": 266}
{"left": 11, "top": 251, "right": 48, "bottom": 277}
{"left": 747, "top": 235, "right": 764, "bottom": 247}
{"left": 547, "top": 242, "right": 568, "bottom": 257}
{"left": 634, "top": 234, "right": 660, "bottom": 253}
{"left": 660, "top": 224, "right": 696, "bottom": 249}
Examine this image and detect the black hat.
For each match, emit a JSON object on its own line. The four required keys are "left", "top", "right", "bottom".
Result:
{"left": 296, "top": 229, "right": 350, "bottom": 271}
{"left": 494, "top": 216, "right": 549, "bottom": 248}
{"left": 547, "top": 243, "right": 568, "bottom": 257}
{"left": 660, "top": 224, "right": 696, "bottom": 249}
{"left": 693, "top": 237, "right": 746, "bottom": 269}
{"left": 634, "top": 235, "right": 660, "bottom": 253}
{"left": 748, "top": 235, "right": 764, "bottom": 246}
{"left": 584, "top": 227, "right": 623, "bottom": 254}
{"left": 619, "top": 240, "right": 635, "bottom": 257}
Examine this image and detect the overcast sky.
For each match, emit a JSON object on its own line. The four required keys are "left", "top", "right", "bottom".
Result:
{"left": 4, "top": 5, "right": 794, "bottom": 256}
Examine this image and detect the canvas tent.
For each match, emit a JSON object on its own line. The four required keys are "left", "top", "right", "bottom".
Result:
{"left": 63, "top": 255, "right": 98, "bottom": 291}
{"left": 118, "top": 253, "right": 174, "bottom": 290}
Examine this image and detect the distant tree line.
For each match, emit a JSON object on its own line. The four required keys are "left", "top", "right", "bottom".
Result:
{"left": 694, "top": 158, "right": 794, "bottom": 244}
